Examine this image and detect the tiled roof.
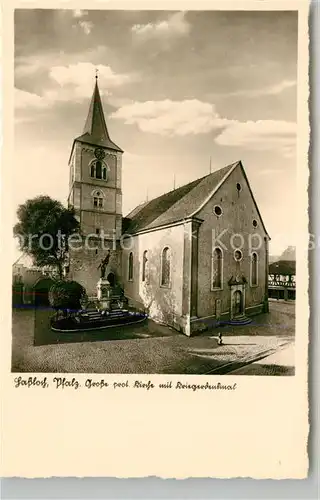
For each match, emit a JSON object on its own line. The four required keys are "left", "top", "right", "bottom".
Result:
{"left": 269, "top": 260, "right": 296, "bottom": 275}
{"left": 124, "top": 162, "right": 238, "bottom": 234}
{"left": 75, "top": 79, "right": 123, "bottom": 153}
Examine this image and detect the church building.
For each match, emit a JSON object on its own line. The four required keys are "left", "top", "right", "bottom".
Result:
{"left": 67, "top": 78, "right": 270, "bottom": 336}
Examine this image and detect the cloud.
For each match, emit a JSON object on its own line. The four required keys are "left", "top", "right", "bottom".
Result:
{"left": 71, "top": 9, "right": 93, "bottom": 34}
{"left": 132, "top": 11, "right": 190, "bottom": 39}
{"left": 111, "top": 99, "right": 230, "bottom": 136}
{"left": 15, "top": 45, "right": 110, "bottom": 81}
{"left": 72, "top": 9, "right": 87, "bottom": 18}
{"left": 49, "top": 62, "right": 134, "bottom": 94}
{"left": 111, "top": 99, "right": 296, "bottom": 156}
{"left": 121, "top": 152, "right": 177, "bottom": 214}
{"left": 215, "top": 120, "right": 296, "bottom": 155}
{"left": 263, "top": 79, "right": 297, "bottom": 95}
{"left": 78, "top": 20, "right": 93, "bottom": 35}
{"left": 15, "top": 60, "right": 43, "bottom": 79}
{"left": 14, "top": 88, "right": 48, "bottom": 110}
{"left": 15, "top": 63, "right": 139, "bottom": 111}
{"left": 239, "top": 79, "right": 297, "bottom": 97}
{"left": 107, "top": 96, "right": 136, "bottom": 108}
{"left": 213, "top": 79, "right": 297, "bottom": 99}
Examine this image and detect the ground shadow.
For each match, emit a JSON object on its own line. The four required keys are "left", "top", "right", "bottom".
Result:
{"left": 34, "top": 308, "right": 178, "bottom": 346}
{"left": 216, "top": 343, "right": 256, "bottom": 346}
{"left": 230, "top": 363, "right": 295, "bottom": 376}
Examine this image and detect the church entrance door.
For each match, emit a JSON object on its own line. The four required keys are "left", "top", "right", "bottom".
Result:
{"left": 230, "top": 283, "right": 246, "bottom": 319}
{"left": 233, "top": 290, "right": 243, "bottom": 317}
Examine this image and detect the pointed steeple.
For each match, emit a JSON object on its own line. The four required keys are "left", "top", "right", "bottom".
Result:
{"left": 75, "top": 73, "right": 123, "bottom": 152}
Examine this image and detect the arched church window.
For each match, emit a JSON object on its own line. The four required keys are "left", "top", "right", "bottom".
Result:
{"left": 90, "top": 160, "right": 109, "bottom": 181}
{"left": 251, "top": 252, "right": 258, "bottom": 286}
{"left": 128, "top": 252, "right": 133, "bottom": 281}
{"left": 212, "top": 247, "right": 223, "bottom": 289}
{"left": 142, "top": 250, "right": 148, "bottom": 282}
{"left": 161, "top": 247, "right": 171, "bottom": 287}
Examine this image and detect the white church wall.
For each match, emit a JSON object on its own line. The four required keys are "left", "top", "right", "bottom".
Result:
{"left": 122, "top": 224, "right": 185, "bottom": 330}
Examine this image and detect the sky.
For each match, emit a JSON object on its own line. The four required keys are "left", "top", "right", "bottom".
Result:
{"left": 14, "top": 9, "right": 298, "bottom": 260}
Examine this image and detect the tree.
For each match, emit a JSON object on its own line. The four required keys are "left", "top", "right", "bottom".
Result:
{"left": 49, "top": 280, "right": 87, "bottom": 314}
{"left": 13, "top": 196, "right": 80, "bottom": 279}
{"left": 280, "top": 246, "right": 296, "bottom": 261}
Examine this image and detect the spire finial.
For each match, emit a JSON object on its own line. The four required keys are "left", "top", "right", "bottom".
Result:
{"left": 95, "top": 67, "right": 99, "bottom": 80}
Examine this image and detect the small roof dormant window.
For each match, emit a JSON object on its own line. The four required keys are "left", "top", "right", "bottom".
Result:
{"left": 253, "top": 219, "right": 258, "bottom": 228}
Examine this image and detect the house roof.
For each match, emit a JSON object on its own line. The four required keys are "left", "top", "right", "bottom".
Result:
{"left": 12, "top": 253, "right": 34, "bottom": 269}
{"left": 73, "top": 78, "right": 123, "bottom": 153}
{"left": 123, "top": 161, "right": 239, "bottom": 234}
{"left": 269, "top": 260, "right": 296, "bottom": 275}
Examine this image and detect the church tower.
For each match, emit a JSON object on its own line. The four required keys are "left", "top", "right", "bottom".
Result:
{"left": 67, "top": 74, "right": 124, "bottom": 294}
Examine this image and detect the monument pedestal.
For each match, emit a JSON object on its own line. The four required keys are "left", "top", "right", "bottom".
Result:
{"left": 97, "top": 278, "right": 112, "bottom": 310}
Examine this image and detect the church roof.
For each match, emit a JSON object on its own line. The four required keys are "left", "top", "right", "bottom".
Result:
{"left": 123, "top": 162, "right": 238, "bottom": 234}
{"left": 75, "top": 78, "right": 123, "bottom": 153}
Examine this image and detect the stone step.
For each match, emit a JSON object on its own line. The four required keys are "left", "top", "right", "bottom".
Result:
{"left": 86, "top": 308, "right": 127, "bottom": 313}
{"left": 83, "top": 310, "right": 131, "bottom": 320}
{"left": 108, "top": 313, "right": 129, "bottom": 318}
{"left": 221, "top": 316, "right": 253, "bottom": 326}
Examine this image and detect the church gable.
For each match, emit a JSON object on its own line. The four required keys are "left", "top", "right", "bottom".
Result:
{"left": 195, "top": 162, "right": 269, "bottom": 321}
{"left": 195, "top": 161, "right": 269, "bottom": 238}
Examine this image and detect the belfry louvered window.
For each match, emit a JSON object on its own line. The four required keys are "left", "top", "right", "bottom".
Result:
{"left": 90, "top": 161, "right": 108, "bottom": 180}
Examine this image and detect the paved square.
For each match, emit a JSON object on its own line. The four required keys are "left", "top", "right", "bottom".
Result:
{"left": 11, "top": 300, "right": 295, "bottom": 374}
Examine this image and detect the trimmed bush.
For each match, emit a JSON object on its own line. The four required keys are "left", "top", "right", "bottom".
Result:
{"left": 49, "top": 280, "right": 87, "bottom": 312}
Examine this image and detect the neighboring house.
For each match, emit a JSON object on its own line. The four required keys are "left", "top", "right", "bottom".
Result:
{"left": 67, "top": 78, "right": 270, "bottom": 335}
{"left": 268, "top": 260, "right": 296, "bottom": 301}
{"left": 12, "top": 262, "right": 54, "bottom": 307}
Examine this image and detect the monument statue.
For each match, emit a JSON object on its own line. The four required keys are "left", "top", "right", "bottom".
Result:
{"left": 98, "top": 249, "right": 111, "bottom": 279}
